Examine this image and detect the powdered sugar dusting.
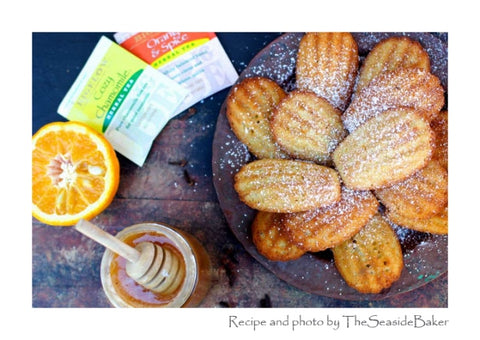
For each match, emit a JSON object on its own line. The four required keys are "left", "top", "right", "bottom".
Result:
{"left": 215, "top": 134, "right": 251, "bottom": 176}
{"left": 296, "top": 33, "right": 358, "bottom": 111}
{"left": 212, "top": 33, "right": 448, "bottom": 300}
{"left": 334, "top": 108, "right": 434, "bottom": 190}
{"left": 243, "top": 33, "right": 302, "bottom": 88}
{"left": 343, "top": 67, "right": 444, "bottom": 133}
{"left": 282, "top": 187, "right": 378, "bottom": 251}
{"left": 235, "top": 159, "right": 340, "bottom": 213}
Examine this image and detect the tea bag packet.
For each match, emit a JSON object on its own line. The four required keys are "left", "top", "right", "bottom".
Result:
{"left": 58, "top": 36, "right": 188, "bottom": 166}
{"left": 114, "top": 32, "right": 238, "bottom": 114}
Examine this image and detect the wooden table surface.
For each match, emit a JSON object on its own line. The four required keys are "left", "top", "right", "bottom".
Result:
{"left": 32, "top": 32, "right": 447, "bottom": 308}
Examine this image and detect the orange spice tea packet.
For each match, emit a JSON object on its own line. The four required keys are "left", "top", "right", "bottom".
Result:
{"left": 114, "top": 32, "right": 238, "bottom": 114}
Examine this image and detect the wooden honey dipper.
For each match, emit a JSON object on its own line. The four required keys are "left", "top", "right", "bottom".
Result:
{"left": 74, "top": 219, "right": 185, "bottom": 294}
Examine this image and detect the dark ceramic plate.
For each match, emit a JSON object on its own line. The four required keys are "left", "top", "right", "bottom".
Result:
{"left": 212, "top": 32, "right": 448, "bottom": 300}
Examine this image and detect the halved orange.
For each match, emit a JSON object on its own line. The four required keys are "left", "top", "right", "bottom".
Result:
{"left": 32, "top": 121, "right": 120, "bottom": 226}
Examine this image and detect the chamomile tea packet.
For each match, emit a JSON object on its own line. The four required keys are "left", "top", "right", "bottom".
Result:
{"left": 58, "top": 36, "right": 188, "bottom": 166}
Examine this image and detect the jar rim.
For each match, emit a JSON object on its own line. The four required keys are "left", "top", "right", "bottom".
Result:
{"left": 100, "top": 222, "right": 198, "bottom": 308}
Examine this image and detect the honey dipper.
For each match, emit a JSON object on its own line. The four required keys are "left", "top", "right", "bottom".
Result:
{"left": 74, "top": 219, "right": 184, "bottom": 294}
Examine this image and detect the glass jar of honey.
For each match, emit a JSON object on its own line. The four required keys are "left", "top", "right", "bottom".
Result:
{"left": 100, "top": 222, "right": 211, "bottom": 307}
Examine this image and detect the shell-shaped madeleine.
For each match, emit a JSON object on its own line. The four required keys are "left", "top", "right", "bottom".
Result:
{"left": 333, "top": 107, "right": 434, "bottom": 190}
{"left": 282, "top": 187, "right": 379, "bottom": 252}
{"left": 355, "top": 36, "right": 431, "bottom": 95}
{"left": 375, "top": 160, "right": 448, "bottom": 219}
{"left": 252, "top": 211, "right": 305, "bottom": 261}
{"left": 226, "top": 77, "right": 288, "bottom": 159}
{"left": 296, "top": 32, "right": 358, "bottom": 111}
{"left": 271, "top": 90, "right": 346, "bottom": 164}
{"left": 234, "top": 159, "right": 341, "bottom": 213}
{"left": 343, "top": 67, "right": 444, "bottom": 133}
{"left": 332, "top": 214, "right": 404, "bottom": 294}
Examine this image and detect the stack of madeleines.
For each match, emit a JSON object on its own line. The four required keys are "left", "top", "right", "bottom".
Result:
{"left": 226, "top": 33, "right": 447, "bottom": 294}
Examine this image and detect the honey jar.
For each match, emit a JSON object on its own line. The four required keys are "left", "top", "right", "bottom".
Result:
{"left": 100, "top": 222, "right": 211, "bottom": 307}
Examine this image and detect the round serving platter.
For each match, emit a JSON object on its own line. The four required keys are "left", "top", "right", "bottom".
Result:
{"left": 212, "top": 32, "right": 448, "bottom": 300}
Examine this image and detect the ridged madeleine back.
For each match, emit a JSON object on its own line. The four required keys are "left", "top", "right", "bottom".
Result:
{"left": 333, "top": 107, "right": 434, "bottom": 190}
{"left": 234, "top": 159, "right": 341, "bottom": 213}
{"left": 296, "top": 32, "right": 358, "bottom": 111}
